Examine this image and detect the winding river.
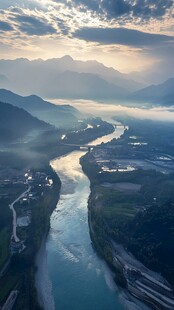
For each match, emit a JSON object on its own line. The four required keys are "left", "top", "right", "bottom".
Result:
{"left": 36, "top": 127, "right": 145, "bottom": 310}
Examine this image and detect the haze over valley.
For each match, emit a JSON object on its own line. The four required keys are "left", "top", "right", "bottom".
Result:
{"left": 0, "top": 1, "right": 174, "bottom": 310}
{"left": 0, "top": 56, "right": 174, "bottom": 106}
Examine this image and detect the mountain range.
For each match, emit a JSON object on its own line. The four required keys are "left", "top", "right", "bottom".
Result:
{"left": 0, "top": 56, "right": 173, "bottom": 106}
{"left": 0, "top": 56, "right": 144, "bottom": 99}
{"left": 0, "top": 89, "right": 79, "bottom": 128}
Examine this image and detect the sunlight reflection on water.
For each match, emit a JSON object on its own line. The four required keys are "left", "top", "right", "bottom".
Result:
{"left": 36, "top": 125, "right": 151, "bottom": 310}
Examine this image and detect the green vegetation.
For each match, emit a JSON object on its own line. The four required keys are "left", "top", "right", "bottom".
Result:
{"left": 127, "top": 202, "right": 174, "bottom": 284}
{"left": 0, "top": 199, "right": 12, "bottom": 270}
{"left": 0, "top": 113, "right": 114, "bottom": 308}
{"left": 0, "top": 165, "right": 60, "bottom": 309}
{"left": 13, "top": 269, "right": 42, "bottom": 310}
{"left": 112, "top": 117, "right": 174, "bottom": 157}
{"left": 0, "top": 200, "right": 12, "bottom": 231}
{"left": 81, "top": 118, "right": 174, "bottom": 286}
{"left": 85, "top": 165, "right": 174, "bottom": 284}
{"left": 0, "top": 228, "right": 10, "bottom": 269}
{"left": 0, "top": 101, "right": 50, "bottom": 143}
{"left": 0, "top": 272, "right": 19, "bottom": 304}
{"left": 0, "top": 89, "right": 78, "bottom": 128}
{"left": 28, "top": 167, "right": 61, "bottom": 253}
{"left": 65, "top": 118, "right": 114, "bottom": 145}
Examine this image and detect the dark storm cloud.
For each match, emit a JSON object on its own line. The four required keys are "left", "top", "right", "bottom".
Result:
{"left": 54, "top": 0, "right": 173, "bottom": 20}
{"left": 15, "top": 15, "right": 57, "bottom": 36}
{"left": 73, "top": 27, "right": 174, "bottom": 47}
{"left": 0, "top": 20, "right": 13, "bottom": 31}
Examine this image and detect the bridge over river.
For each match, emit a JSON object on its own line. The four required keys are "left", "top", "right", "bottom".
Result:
{"left": 61, "top": 143, "right": 103, "bottom": 151}
{"left": 61, "top": 124, "right": 126, "bottom": 151}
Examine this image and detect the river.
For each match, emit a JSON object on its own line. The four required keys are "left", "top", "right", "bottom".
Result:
{"left": 35, "top": 127, "right": 147, "bottom": 310}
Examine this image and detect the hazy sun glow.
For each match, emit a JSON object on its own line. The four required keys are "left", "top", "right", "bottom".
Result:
{"left": 0, "top": 0, "right": 173, "bottom": 73}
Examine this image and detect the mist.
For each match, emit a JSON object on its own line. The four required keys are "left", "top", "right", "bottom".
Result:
{"left": 50, "top": 99, "right": 174, "bottom": 123}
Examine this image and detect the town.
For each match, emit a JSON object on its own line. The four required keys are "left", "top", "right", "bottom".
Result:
{"left": 0, "top": 168, "right": 54, "bottom": 309}
{"left": 9, "top": 170, "right": 53, "bottom": 254}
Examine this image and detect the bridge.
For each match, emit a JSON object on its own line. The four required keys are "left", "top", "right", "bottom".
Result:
{"left": 112, "top": 124, "right": 126, "bottom": 129}
{"left": 61, "top": 143, "right": 115, "bottom": 152}
{"left": 61, "top": 124, "right": 126, "bottom": 152}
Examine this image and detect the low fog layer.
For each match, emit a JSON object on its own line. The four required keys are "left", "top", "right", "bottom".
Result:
{"left": 50, "top": 99, "right": 174, "bottom": 122}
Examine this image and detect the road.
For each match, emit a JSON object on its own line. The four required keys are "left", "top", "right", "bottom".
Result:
{"left": 2, "top": 290, "right": 18, "bottom": 310}
{"left": 9, "top": 185, "right": 31, "bottom": 242}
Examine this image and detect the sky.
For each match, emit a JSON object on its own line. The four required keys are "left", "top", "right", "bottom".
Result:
{"left": 0, "top": 0, "right": 174, "bottom": 73}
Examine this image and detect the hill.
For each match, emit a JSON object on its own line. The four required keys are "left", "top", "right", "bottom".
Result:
{"left": 130, "top": 78, "right": 174, "bottom": 106}
{"left": 0, "top": 89, "right": 78, "bottom": 128}
{"left": 0, "top": 101, "right": 50, "bottom": 143}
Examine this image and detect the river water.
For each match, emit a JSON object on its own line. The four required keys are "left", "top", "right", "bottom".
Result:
{"left": 36, "top": 127, "right": 145, "bottom": 310}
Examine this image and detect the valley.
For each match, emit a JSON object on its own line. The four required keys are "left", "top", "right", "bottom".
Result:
{"left": 0, "top": 103, "right": 116, "bottom": 309}
{"left": 0, "top": 1, "right": 174, "bottom": 309}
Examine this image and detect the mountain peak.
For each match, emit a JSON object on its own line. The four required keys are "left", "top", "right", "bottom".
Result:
{"left": 60, "top": 55, "right": 73, "bottom": 62}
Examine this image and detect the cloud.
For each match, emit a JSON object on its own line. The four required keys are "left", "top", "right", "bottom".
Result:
{"left": 52, "top": 98, "right": 174, "bottom": 122}
{"left": 15, "top": 14, "right": 57, "bottom": 36}
{"left": 0, "top": 0, "right": 48, "bottom": 11}
{"left": 73, "top": 27, "right": 174, "bottom": 47}
{"left": 0, "top": 20, "right": 13, "bottom": 31}
{"left": 54, "top": 0, "right": 174, "bottom": 21}
{"left": 0, "top": 0, "right": 173, "bottom": 75}
{"left": 56, "top": 17, "right": 70, "bottom": 35}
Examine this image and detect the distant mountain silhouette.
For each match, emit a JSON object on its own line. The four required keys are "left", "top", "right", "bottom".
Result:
{"left": 42, "top": 70, "right": 130, "bottom": 99}
{"left": 0, "top": 89, "right": 78, "bottom": 128}
{"left": 1, "top": 57, "right": 172, "bottom": 105}
{"left": 43, "top": 56, "right": 144, "bottom": 91}
{"left": 0, "top": 101, "right": 50, "bottom": 143}
{"left": 0, "top": 56, "right": 144, "bottom": 100}
{"left": 130, "top": 78, "right": 174, "bottom": 105}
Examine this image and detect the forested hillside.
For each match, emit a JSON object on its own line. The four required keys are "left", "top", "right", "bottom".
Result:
{"left": 0, "top": 101, "right": 50, "bottom": 142}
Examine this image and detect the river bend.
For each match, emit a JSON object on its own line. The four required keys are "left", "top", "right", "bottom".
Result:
{"left": 36, "top": 127, "right": 147, "bottom": 310}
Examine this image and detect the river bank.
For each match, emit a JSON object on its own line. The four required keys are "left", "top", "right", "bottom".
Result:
{"left": 35, "top": 238, "right": 55, "bottom": 310}
{"left": 79, "top": 121, "right": 174, "bottom": 310}
{"left": 35, "top": 126, "right": 129, "bottom": 310}
{"left": 0, "top": 117, "right": 117, "bottom": 309}
{"left": 86, "top": 189, "right": 174, "bottom": 310}
{"left": 35, "top": 124, "right": 153, "bottom": 310}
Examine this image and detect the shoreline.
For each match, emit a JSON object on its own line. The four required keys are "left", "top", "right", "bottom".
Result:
{"left": 35, "top": 237, "right": 47, "bottom": 307}
{"left": 35, "top": 237, "right": 55, "bottom": 310}
{"left": 34, "top": 164, "right": 61, "bottom": 310}
{"left": 80, "top": 155, "right": 174, "bottom": 310}
{"left": 34, "top": 123, "right": 117, "bottom": 309}
{"left": 0, "top": 119, "right": 116, "bottom": 308}
{"left": 36, "top": 152, "right": 151, "bottom": 310}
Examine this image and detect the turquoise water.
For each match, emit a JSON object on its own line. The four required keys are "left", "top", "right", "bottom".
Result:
{"left": 36, "top": 127, "right": 147, "bottom": 310}
{"left": 46, "top": 151, "right": 125, "bottom": 310}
